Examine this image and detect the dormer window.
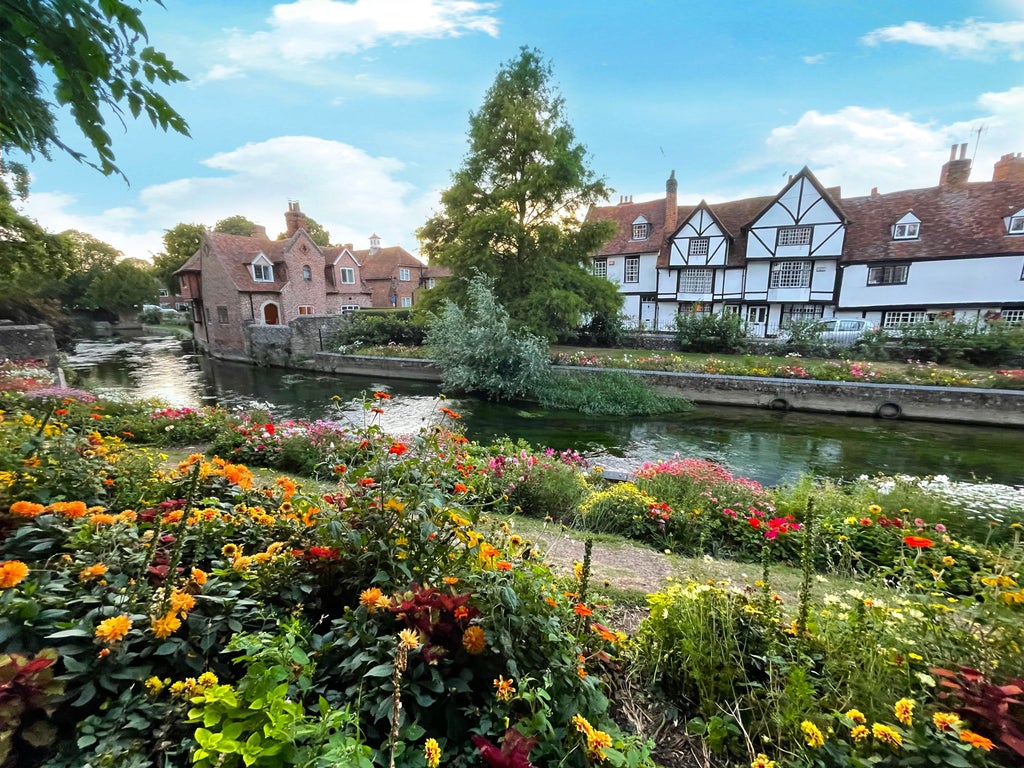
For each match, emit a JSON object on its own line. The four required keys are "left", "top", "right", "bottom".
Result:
{"left": 1008, "top": 209, "right": 1024, "bottom": 234}
{"left": 631, "top": 216, "right": 650, "bottom": 240}
{"left": 892, "top": 212, "right": 921, "bottom": 240}
{"left": 252, "top": 253, "right": 274, "bottom": 282}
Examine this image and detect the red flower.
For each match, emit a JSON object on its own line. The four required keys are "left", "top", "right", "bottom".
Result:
{"left": 454, "top": 483, "right": 468, "bottom": 493}
{"left": 358, "top": 477, "right": 375, "bottom": 487}
{"left": 472, "top": 728, "right": 537, "bottom": 768}
{"left": 264, "top": 423, "right": 275, "bottom": 435}
{"left": 388, "top": 443, "right": 408, "bottom": 456}
{"left": 373, "top": 391, "right": 391, "bottom": 400}
{"left": 748, "top": 517, "right": 761, "bottom": 529}
{"left": 903, "top": 535, "right": 934, "bottom": 548}
{"left": 574, "top": 603, "right": 593, "bottom": 617}
{"left": 371, "top": 407, "right": 385, "bottom": 415}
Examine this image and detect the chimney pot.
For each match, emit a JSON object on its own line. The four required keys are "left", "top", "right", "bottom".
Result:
{"left": 664, "top": 170, "right": 678, "bottom": 236}
{"left": 949, "top": 144, "right": 958, "bottom": 161}
{"left": 871, "top": 187, "right": 878, "bottom": 197}
{"left": 959, "top": 143, "right": 968, "bottom": 160}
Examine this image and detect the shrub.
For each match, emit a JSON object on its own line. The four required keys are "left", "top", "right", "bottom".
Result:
{"left": 536, "top": 369, "right": 692, "bottom": 416}
{"left": 331, "top": 309, "right": 427, "bottom": 349}
{"left": 780, "top": 317, "right": 828, "bottom": 357}
{"left": 674, "top": 310, "right": 747, "bottom": 353}
{"left": 426, "top": 276, "right": 549, "bottom": 401}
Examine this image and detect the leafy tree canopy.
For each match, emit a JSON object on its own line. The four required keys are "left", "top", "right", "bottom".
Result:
{"left": 152, "top": 222, "right": 204, "bottom": 292}
{"left": 214, "top": 215, "right": 256, "bottom": 237}
{"left": 417, "top": 47, "right": 620, "bottom": 341}
{"left": 0, "top": 172, "right": 73, "bottom": 293}
{"left": 0, "top": 0, "right": 190, "bottom": 179}
{"left": 55, "top": 230, "right": 124, "bottom": 309}
{"left": 278, "top": 216, "right": 330, "bottom": 247}
{"left": 83, "top": 258, "right": 158, "bottom": 314}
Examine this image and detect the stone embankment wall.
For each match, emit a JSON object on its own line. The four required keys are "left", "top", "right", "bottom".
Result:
{"left": 0, "top": 323, "right": 61, "bottom": 376}
{"left": 242, "top": 315, "right": 351, "bottom": 366}
{"left": 306, "top": 353, "right": 1024, "bottom": 427}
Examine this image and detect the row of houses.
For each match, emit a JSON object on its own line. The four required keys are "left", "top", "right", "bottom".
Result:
{"left": 586, "top": 145, "right": 1024, "bottom": 335}
{"left": 175, "top": 203, "right": 441, "bottom": 358}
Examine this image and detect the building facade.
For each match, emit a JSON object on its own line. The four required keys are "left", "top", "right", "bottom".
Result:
{"left": 586, "top": 146, "right": 1024, "bottom": 333}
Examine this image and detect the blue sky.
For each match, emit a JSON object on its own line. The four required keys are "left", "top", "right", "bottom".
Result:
{"left": 13, "top": 0, "right": 1024, "bottom": 262}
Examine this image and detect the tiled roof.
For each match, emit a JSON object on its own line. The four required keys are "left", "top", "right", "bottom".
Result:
{"left": 588, "top": 198, "right": 670, "bottom": 258}
{"left": 204, "top": 231, "right": 292, "bottom": 292}
{"left": 841, "top": 181, "right": 1024, "bottom": 262}
{"left": 356, "top": 246, "right": 426, "bottom": 280}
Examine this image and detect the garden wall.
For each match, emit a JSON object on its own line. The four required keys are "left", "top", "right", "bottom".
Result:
{"left": 0, "top": 323, "right": 61, "bottom": 377}
{"left": 307, "top": 354, "right": 1024, "bottom": 427}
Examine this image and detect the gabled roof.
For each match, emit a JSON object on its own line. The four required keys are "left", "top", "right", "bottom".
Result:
{"left": 745, "top": 167, "right": 847, "bottom": 230}
{"left": 356, "top": 246, "right": 426, "bottom": 280}
{"left": 841, "top": 180, "right": 1024, "bottom": 263}
{"left": 588, "top": 198, "right": 670, "bottom": 257}
{"left": 682, "top": 196, "right": 776, "bottom": 267}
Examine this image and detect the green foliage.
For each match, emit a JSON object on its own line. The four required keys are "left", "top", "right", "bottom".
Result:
{"left": 674, "top": 311, "right": 747, "bottom": 353}
{"left": 536, "top": 369, "right": 692, "bottom": 416}
{"left": 0, "top": 174, "right": 74, "bottom": 293}
{"left": 214, "top": 216, "right": 256, "bottom": 237}
{"left": 860, "top": 320, "right": 1024, "bottom": 367}
{"left": 418, "top": 47, "right": 621, "bottom": 341}
{"left": 277, "top": 216, "right": 331, "bottom": 247}
{"left": 152, "top": 222, "right": 205, "bottom": 293}
{"left": 83, "top": 258, "right": 159, "bottom": 315}
{"left": 427, "top": 275, "right": 549, "bottom": 400}
{"left": 781, "top": 317, "right": 829, "bottom": 356}
{"left": 332, "top": 310, "right": 427, "bottom": 349}
{"left": 0, "top": 0, "right": 189, "bottom": 179}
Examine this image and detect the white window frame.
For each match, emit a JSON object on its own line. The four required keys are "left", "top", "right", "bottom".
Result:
{"left": 882, "top": 310, "right": 927, "bottom": 328}
{"left": 624, "top": 257, "right": 640, "bottom": 283}
{"left": 780, "top": 303, "right": 824, "bottom": 328}
{"left": 769, "top": 260, "right": 812, "bottom": 289}
{"left": 593, "top": 258, "right": 607, "bottom": 278}
{"left": 1000, "top": 309, "right": 1024, "bottom": 324}
{"left": 340, "top": 305, "right": 360, "bottom": 313}
{"left": 339, "top": 267, "right": 355, "bottom": 284}
{"left": 426, "top": 278, "right": 436, "bottom": 289}
{"left": 722, "top": 304, "right": 740, "bottom": 315}
{"left": 175, "top": 302, "right": 190, "bottom": 311}
{"left": 687, "top": 238, "right": 710, "bottom": 259}
{"left": 216, "top": 306, "right": 229, "bottom": 324}
{"left": 777, "top": 226, "right": 812, "bottom": 247}
{"left": 298, "top": 305, "right": 314, "bottom": 316}
{"left": 158, "top": 287, "right": 170, "bottom": 297}
{"left": 400, "top": 296, "right": 412, "bottom": 308}
{"left": 1009, "top": 215, "right": 1024, "bottom": 234}
{"left": 631, "top": 216, "right": 650, "bottom": 241}
{"left": 678, "top": 268, "right": 713, "bottom": 293}
{"left": 747, "top": 306, "right": 768, "bottom": 323}
{"left": 893, "top": 222, "right": 920, "bottom": 240}
{"left": 867, "top": 264, "right": 910, "bottom": 286}
{"left": 399, "top": 268, "right": 411, "bottom": 281}
{"left": 252, "top": 263, "right": 274, "bottom": 282}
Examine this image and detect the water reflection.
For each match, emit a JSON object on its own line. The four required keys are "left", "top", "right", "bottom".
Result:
{"left": 67, "top": 337, "right": 1024, "bottom": 487}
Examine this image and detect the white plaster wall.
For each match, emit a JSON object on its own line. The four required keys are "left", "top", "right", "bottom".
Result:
{"left": 840, "top": 256, "right": 1024, "bottom": 307}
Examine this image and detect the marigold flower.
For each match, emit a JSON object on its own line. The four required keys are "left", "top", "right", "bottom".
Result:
{"left": 496, "top": 561, "right": 513, "bottom": 571}
{"left": 851, "top": 725, "right": 869, "bottom": 742}
{"left": 47, "top": 500, "right": 87, "bottom": 519}
{"left": 893, "top": 698, "right": 914, "bottom": 726}
{"left": 95, "top": 615, "right": 132, "bottom": 643}
{"left": 151, "top": 612, "right": 182, "bottom": 639}
{"left": 424, "top": 738, "right": 441, "bottom": 768}
{"left": 845, "top": 708, "right": 866, "bottom": 725}
{"left": 360, "top": 587, "right": 384, "bottom": 611}
{"left": 902, "top": 535, "right": 934, "bottom": 549}
{"left": 79, "top": 563, "right": 108, "bottom": 582}
{"left": 571, "top": 714, "right": 594, "bottom": 735}
{"left": 872, "top": 723, "right": 902, "bottom": 749}
{"left": 574, "top": 603, "right": 594, "bottom": 617}
{"left": 960, "top": 729, "right": 994, "bottom": 751}
{"left": 494, "top": 675, "right": 516, "bottom": 702}
{"left": 398, "top": 628, "right": 422, "bottom": 650}
{"left": 388, "top": 442, "right": 408, "bottom": 456}
{"left": 169, "top": 590, "right": 196, "bottom": 616}
{"left": 750, "top": 754, "right": 776, "bottom": 768}
{"left": 0, "top": 559, "right": 29, "bottom": 589}
{"left": 586, "top": 728, "right": 612, "bottom": 760}
{"left": 9, "top": 500, "right": 45, "bottom": 517}
{"left": 191, "top": 568, "right": 208, "bottom": 585}
{"left": 462, "top": 625, "right": 485, "bottom": 654}
{"left": 801, "top": 721, "right": 825, "bottom": 748}
{"left": 932, "top": 712, "right": 960, "bottom": 732}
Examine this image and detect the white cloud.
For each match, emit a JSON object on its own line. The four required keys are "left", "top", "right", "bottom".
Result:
{"left": 20, "top": 136, "right": 437, "bottom": 260}
{"left": 756, "top": 86, "right": 1024, "bottom": 195}
{"left": 802, "top": 53, "right": 827, "bottom": 65}
{"left": 862, "top": 18, "right": 1024, "bottom": 60}
{"left": 212, "top": 0, "right": 499, "bottom": 81}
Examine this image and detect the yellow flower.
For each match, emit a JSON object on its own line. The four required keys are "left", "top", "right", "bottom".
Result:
{"left": 221, "top": 543, "right": 239, "bottom": 558}
{"left": 494, "top": 675, "right": 516, "bottom": 702}
{"left": 872, "top": 723, "right": 902, "bottom": 749}
{"left": 145, "top": 676, "right": 165, "bottom": 695}
{"left": 197, "top": 672, "right": 218, "bottom": 688}
{"left": 462, "top": 625, "right": 485, "bottom": 654}
{"left": 586, "top": 728, "right": 612, "bottom": 761}
{"left": 79, "top": 563, "right": 108, "bottom": 582}
{"left": 398, "top": 628, "right": 422, "bottom": 650}
{"left": 571, "top": 714, "right": 594, "bottom": 735}
{"left": 801, "top": 720, "right": 825, "bottom": 748}
{"left": 851, "top": 725, "right": 869, "bottom": 742}
{"left": 151, "top": 612, "right": 182, "bottom": 639}
{"left": 191, "top": 568, "right": 208, "bottom": 585}
{"left": 95, "top": 615, "right": 132, "bottom": 643}
{"left": 894, "top": 698, "right": 914, "bottom": 726}
{"left": 424, "top": 738, "right": 441, "bottom": 768}
{"left": 933, "top": 712, "right": 960, "bottom": 732}
{"left": 169, "top": 589, "right": 196, "bottom": 617}
{"left": 0, "top": 560, "right": 30, "bottom": 589}
{"left": 845, "top": 708, "right": 866, "bottom": 725}
{"left": 360, "top": 587, "right": 385, "bottom": 612}
{"left": 750, "top": 755, "right": 776, "bottom": 768}
{"left": 868, "top": 504, "right": 882, "bottom": 515}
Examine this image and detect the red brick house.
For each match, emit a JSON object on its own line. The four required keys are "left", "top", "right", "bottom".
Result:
{"left": 353, "top": 235, "right": 430, "bottom": 308}
{"left": 176, "top": 202, "right": 373, "bottom": 360}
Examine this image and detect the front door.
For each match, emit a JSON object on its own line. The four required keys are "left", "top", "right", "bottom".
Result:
{"left": 263, "top": 303, "right": 280, "bottom": 325}
{"left": 747, "top": 305, "right": 768, "bottom": 338}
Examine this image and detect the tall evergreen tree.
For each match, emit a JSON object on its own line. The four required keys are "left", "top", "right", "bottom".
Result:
{"left": 418, "top": 47, "right": 620, "bottom": 340}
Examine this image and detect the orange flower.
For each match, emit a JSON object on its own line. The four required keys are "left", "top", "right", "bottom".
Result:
{"left": 443, "top": 576, "right": 459, "bottom": 585}
{"left": 960, "top": 730, "right": 994, "bottom": 751}
{"left": 496, "top": 561, "right": 513, "bottom": 571}
{"left": 95, "top": 614, "right": 132, "bottom": 643}
{"left": 454, "top": 606, "right": 469, "bottom": 620}
{"left": 360, "top": 587, "right": 385, "bottom": 611}
{"left": 169, "top": 590, "right": 196, "bottom": 617}
{"left": 191, "top": 568, "right": 208, "bottom": 585}
{"left": 373, "top": 391, "right": 391, "bottom": 400}
{"left": 151, "top": 612, "right": 182, "bottom": 639}
{"left": 453, "top": 483, "right": 468, "bottom": 493}
{"left": 494, "top": 675, "right": 516, "bottom": 702}
{"left": 46, "top": 500, "right": 88, "bottom": 519}
{"left": 388, "top": 443, "right": 408, "bottom": 456}
{"left": 903, "top": 535, "right": 934, "bottom": 548}
{"left": 358, "top": 477, "right": 375, "bottom": 487}
{"left": 79, "top": 563, "right": 108, "bottom": 582}
{"left": 0, "top": 560, "right": 30, "bottom": 589}
{"left": 932, "top": 712, "right": 960, "bottom": 732}
{"left": 591, "top": 623, "right": 617, "bottom": 643}
{"left": 574, "top": 603, "right": 594, "bottom": 617}
{"left": 9, "top": 500, "right": 45, "bottom": 517}
{"left": 544, "top": 597, "right": 558, "bottom": 607}
{"left": 462, "top": 625, "right": 485, "bottom": 654}
{"left": 894, "top": 698, "right": 914, "bottom": 726}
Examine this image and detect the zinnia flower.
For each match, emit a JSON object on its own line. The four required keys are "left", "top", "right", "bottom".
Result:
{"left": 932, "top": 712, "right": 960, "bottom": 732}
{"left": 9, "top": 500, "right": 44, "bottom": 517}
{"left": 845, "top": 709, "right": 866, "bottom": 725}
{"left": 571, "top": 714, "right": 594, "bottom": 735}
{"left": 388, "top": 442, "right": 408, "bottom": 456}
{"left": 902, "top": 535, "right": 934, "bottom": 548}
{"left": 894, "top": 698, "right": 914, "bottom": 726}
{"left": 151, "top": 612, "right": 182, "bottom": 639}
{"left": 872, "top": 723, "right": 902, "bottom": 748}
{"left": 960, "top": 729, "right": 994, "bottom": 751}
{"left": 462, "top": 625, "right": 485, "bottom": 654}
{"left": 750, "top": 755, "right": 776, "bottom": 768}
{"left": 851, "top": 725, "right": 869, "bottom": 742}
{"left": 95, "top": 614, "right": 132, "bottom": 643}
{"left": 0, "top": 560, "right": 30, "bottom": 589}
{"left": 574, "top": 603, "right": 594, "bottom": 617}
{"left": 424, "top": 738, "right": 441, "bottom": 768}
{"left": 801, "top": 721, "right": 824, "bottom": 748}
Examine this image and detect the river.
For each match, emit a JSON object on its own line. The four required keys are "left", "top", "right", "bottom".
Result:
{"left": 66, "top": 334, "right": 1024, "bottom": 487}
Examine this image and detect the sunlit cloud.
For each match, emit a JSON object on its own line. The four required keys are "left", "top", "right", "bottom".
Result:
{"left": 862, "top": 17, "right": 1024, "bottom": 60}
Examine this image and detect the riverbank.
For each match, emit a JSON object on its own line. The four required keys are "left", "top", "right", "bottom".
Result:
{"left": 307, "top": 351, "right": 1024, "bottom": 427}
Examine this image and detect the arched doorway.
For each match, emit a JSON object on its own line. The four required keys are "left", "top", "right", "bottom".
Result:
{"left": 263, "top": 303, "right": 280, "bottom": 325}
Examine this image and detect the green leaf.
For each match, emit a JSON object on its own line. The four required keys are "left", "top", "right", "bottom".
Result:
{"left": 364, "top": 662, "right": 394, "bottom": 677}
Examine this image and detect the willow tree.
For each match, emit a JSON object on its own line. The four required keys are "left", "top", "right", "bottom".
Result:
{"left": 418, "top": 47, "right": 619, "bottom": 340}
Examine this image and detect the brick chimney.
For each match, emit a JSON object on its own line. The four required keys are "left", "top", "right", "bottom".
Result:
{"left": 284, "top": 200, "right": 307, "bottom": 237}
{"left": 251, "top": 224, "right": 268, "bottom": 239}
{"left": 665, "top": 170, "right": 678, "bottom": 236}
{"left": 939, "top": 143, "right": 972, "bottom": 190}
{"left": 993, "top": 152, "right": 1024, "bottom": 182}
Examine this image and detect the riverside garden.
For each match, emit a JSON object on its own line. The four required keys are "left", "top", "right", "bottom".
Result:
{"left": 2, "top": 356, "right": 1024, "bottom": 768}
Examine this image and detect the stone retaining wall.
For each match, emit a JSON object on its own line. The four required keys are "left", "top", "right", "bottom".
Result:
{"left": 306, "top": 353, "right": 1024, "bottom": 427}
{"left": 0, "top": 323, "right": 61, "bottom": 376}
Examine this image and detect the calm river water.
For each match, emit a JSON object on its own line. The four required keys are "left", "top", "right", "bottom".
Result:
{"left": 67, "top": 334, "right": 1024, "bottom": 487}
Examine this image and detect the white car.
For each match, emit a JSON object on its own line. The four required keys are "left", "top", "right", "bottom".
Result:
{"left": 815, "top": 318, "right": 877, "bottom": 344}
